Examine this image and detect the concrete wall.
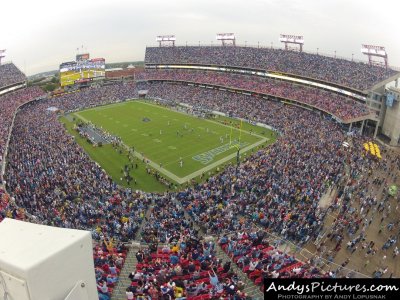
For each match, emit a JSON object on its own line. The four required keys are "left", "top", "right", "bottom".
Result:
{"left": 382, "top": 94, "right": 400, "bottom": 145}
{"left": 368, "top": 86, "right": 385, "bottom": 125}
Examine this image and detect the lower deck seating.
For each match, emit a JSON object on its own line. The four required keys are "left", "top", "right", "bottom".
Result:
{"left": 94, "top": 241, "right": 128, "bottom": 299}
{"left": 219, "top": 234, "right": 327, "bottom": 291}
{"left": 127, "top": 243, "right": 248, "bottom": 299}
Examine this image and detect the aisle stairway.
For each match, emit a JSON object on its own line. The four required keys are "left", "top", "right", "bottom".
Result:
{"left": 111, "top": 203, "right": 153, "bottom": 300}
{"left": 214, "top": 243, "right": 264, "bottom": 300}
{"left": 111, "top": 244, "right": 141, "bottom": 300}
{"left": 111, "top": 199, "right": 265, "bottom": 299}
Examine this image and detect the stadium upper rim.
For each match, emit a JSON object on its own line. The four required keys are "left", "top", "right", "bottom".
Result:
{"left": 145, "top": 43, "right": 400, "bottom": 72}
{"left": 145, "top": 44, "right": 400, "bottom": 94}
{"left": 0, "top": 62, "right": 27, "bottom": 93}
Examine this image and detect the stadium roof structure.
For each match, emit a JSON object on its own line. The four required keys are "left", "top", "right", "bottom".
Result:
{"left": 367, "top": 72, "right": 400, "bottom": 93}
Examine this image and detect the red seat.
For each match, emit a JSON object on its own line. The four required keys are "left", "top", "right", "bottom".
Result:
{"left": 199, "top": 271, "right": 208, "bottom": 278}
{"left": 255, "top": 277, "right": 263, "bottom": 285}
{"left": 262, "top": 247, "right": 273, "bottom": 253}
{"left": 249, "top": 270, "right": 261, "bottom": 279}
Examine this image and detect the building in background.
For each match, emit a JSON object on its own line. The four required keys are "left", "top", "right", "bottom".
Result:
{"left": 381, "top": 85, "right": 400, "bottom": 145}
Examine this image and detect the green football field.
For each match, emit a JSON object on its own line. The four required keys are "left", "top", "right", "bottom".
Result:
{"left": 62, "top": 100, "right": 276, "bottom": 191}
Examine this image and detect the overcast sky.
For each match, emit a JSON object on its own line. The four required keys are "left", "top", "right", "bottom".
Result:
{"left": 0, "top": 0, "right": 399, "bottom": 75}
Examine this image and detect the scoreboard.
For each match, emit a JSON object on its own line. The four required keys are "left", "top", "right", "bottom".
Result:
{"left": 59, "top": 56, "right": 105, "bottom": 87}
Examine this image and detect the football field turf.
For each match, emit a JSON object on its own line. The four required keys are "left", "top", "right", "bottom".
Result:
{"left": 70, "top": 100, "right": 272, "bottom": 185}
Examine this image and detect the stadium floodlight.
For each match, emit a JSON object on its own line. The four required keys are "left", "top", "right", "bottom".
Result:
{"left": 279, "top": 34, "right": 304, "bottom": 52}
{"left": 156, "top": 35, "right": 176, "bottom": 47}
{"left": 361, "top": 44, "right": 388, "bottom": 69}
{"left": 0, "top": 49, "right": 6, "bottom": 65}
{"left": 216, "top": 33, "right": 236, "bottom": 46}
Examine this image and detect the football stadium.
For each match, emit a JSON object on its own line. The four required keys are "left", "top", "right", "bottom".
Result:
{"left": 1, "top": 3, "right": 400, "bottom": 300}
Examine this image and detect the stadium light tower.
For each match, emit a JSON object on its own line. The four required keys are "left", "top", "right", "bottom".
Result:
{"left": 0, "top": 49, "right": 6, "bottom": 65}
{"left": 216, "top": 33, "right": 236, "bottom": 46}
{"left": 361, "top": 44, "right": 388, "bottom": 69}
{"left": 279, "top": 34, "right": 304, "bottom": 52}
{"left": 156, "top": 35, "right": 176, "bottom": 47}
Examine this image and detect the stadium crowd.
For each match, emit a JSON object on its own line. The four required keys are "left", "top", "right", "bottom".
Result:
{"left": 94, "top": 239, "right": 129, "bottom": 299}
{"left": 147, "top": 82, "right": 400, "bottom": 279}
{"left": 0, "top": 63, "right": 26, "bottom": 90}
{"left": 2, "top": 80, "right": 360, "bottom": 247}
{"left": 0, "top": 80, "right": 351, "bottom": 298}
{"left": 145, "top": 82, "right": 345, "bottom": 244}
{"left": 127, "top": 237, "right": 248, "bottom": 299}
{"left": 310, "top": 146, "right": 400, "bottom": 279}
{"left": 1, "top": 83, "right": 149, "bottom": 299}
{"left": 0, "top": 56, "right": 399, "bottom": 299}
{"left": 145, "top": 46, "right": 398, "bottom": 90}
{"left": 140, "top": 69, "right": 370, "bottom": 121}
{"left": 140, "top": 198, "right": 193, "bottom": 244}
{"left": 0, "top": 187, "right": 25, "bottom": 222}
{"left": 219, "top": 233, "right": 327, "bottom": 284}
{"left": 5, "top": 83, "right": 145, "bottom": 242}
{"left": 0, "top": 86, "right": 45, "bottom": 166}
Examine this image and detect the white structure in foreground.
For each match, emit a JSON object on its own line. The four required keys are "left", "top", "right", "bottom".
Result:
{"left": 0, "top": 218, "right": 97, "bottom": 300}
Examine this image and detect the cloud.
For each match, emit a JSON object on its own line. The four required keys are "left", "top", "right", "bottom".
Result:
{"left": 0, "top": 0, "right": 399, "bottom": 75}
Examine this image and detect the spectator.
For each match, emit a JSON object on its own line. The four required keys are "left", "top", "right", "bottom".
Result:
{"left": 145, "top": 46, "right": 398, "bottom": 90}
